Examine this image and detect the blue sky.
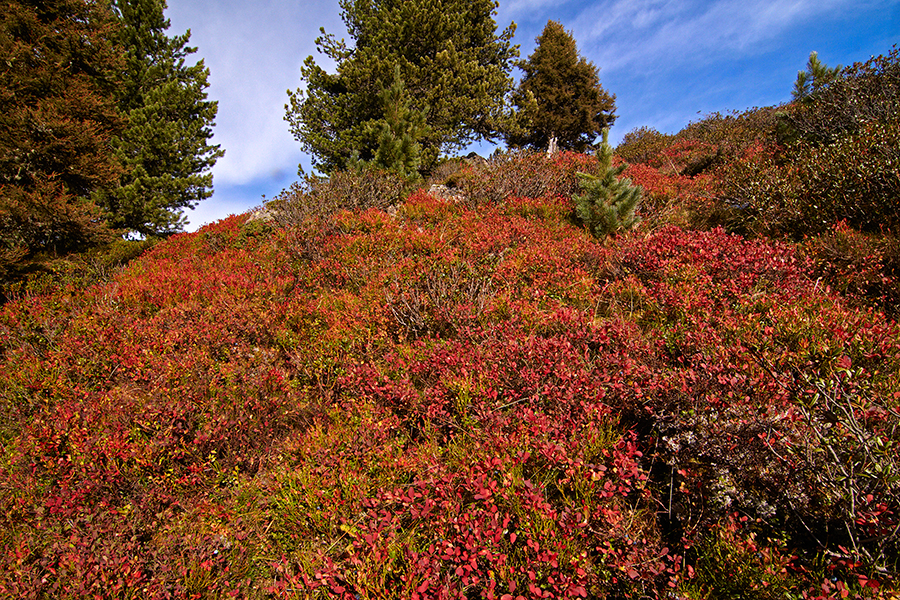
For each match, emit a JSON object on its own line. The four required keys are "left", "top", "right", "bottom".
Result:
{"left": 165, "top": 0, "right": 899, "bottom": 231}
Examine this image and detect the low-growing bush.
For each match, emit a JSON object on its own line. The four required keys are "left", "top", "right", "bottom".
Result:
{"left": 267, "top": 168, "right": 410, "bottom": 224}
{"left": 679, "top": 517, "right": 810, "bottom": 599}
{"left": 1, "top": 236, "right": 157, "bottom": 304}
{"left": 615, "top": 126, "right": 673, "bottom": 165}
{"left": 716, "top": 120, "right": 900, "bottom": 238}
{"left": 622, "top": 163, "right": 714, "bottom": 231}
{"left": 426, "top": 156, "right": 469, "bottom": 188}
{"left": 712, "top": 142, "right": 803, "bottom": 237}
{"left": 792, "top": 120, "right": 900, "bottom": 235}
{"left": 615, "top": 111, "right": 779, "bottom": 235}
{"left": 675, "top": 107, "right": 780, "bottom": 160}
{"left": 262, "top": 168, "right": 410, "bottom": 261}
{"left": 802, "top": 222, "right": 900, "bottom": 315}
{"left": 708, "top": 48, "right": 900, "bottom": 240}
{"left": 452, "top": 149, "right": 597, "bottom": 206}
{"left": 777, "top": 45, "right": 900, "bottom": 146}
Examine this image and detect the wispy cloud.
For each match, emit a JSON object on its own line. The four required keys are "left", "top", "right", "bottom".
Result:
{"left": 503, "top": 0, "right": 576, "bottom": 16}
{"left": 570, "top": 0, "right": 861, "bottom": 74}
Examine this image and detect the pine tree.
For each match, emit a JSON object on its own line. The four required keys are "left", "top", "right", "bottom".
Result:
{"left": 778, "top": 51, "right": 846, "bottom": 146}
{"left": 103, "top": 0, "right": 223, "bottom": 237}
{"left": 508, "top": 20, "right": 616, "bottom": 153}
{"left": 0, "top": 0, "right": 123, "bottom": 277}
{"left": 792, "top": 51, "right": 841, "bottom": 103}
{"left": 352, "top": 66, "right": 430, "bottom": 179}
{"left": 285, "top": 0, "right": 519, "bottom": 174}
{"left": 574, "top": 129, "right": 642, "bottom": 238}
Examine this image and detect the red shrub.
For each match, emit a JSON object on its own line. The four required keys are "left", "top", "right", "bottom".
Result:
{"left": 1, "top": 152, "right": 898, "bottom": 597}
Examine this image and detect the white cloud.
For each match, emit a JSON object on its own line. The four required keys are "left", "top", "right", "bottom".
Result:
{"left": 165, "top": 0, "right": 344, "bottom": 187}
{"left": 503, "top": 0, "right": 575, "bottom": 15}
{"left": 571, "top": 0, "right": 857, "bottom": 74}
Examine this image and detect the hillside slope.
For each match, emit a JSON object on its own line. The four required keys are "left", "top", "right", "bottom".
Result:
{"left": 1, "top": 154, "right": 898, "bottom": 598}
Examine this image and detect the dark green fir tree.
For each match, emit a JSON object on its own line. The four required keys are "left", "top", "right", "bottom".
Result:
{"left": 508, "top": 20, "right": 616, "bottom": 153}
{"left": 352, "top": 66, "right": 430, "bottom": 179}
{"left": 574, "top": 128, "right": 642, "bottom": 238}
{"left": 0, "top": 0, "right": 123, "bottom": 277}
{"left": 286, "top": 0, "right": 518, "bottom": 174}
{"left": 792, "top": 51, "right": 841, "bottom": 103}
{"left": 103, "top": 0, "right": 223, "bottom": 237}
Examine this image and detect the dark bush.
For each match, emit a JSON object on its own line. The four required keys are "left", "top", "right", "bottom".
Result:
{"left": 616, "top": 126, "right": 673, "bottom": 165}
{"left": 793, "top": 120, "right": 900, "bottom": 235}
{"left": 263, "top": 168, "right": 410, "bottom": 260}
{"left": 777, "top": 45, "right": 900, "bottom": 146}
{"left": 453, "top": 149, "right": 597, "bottom": 206}
{"left": 717, "top": 120, "right": 900, "bottom": 238}
{"left": 675, "top": 107, "right": 780, "bottom": 163}
{"left": 802, "top": 222, "right": 900, "bottom": 316}
{"left": 722, "top": 47, "right": 900, "bottom": 238}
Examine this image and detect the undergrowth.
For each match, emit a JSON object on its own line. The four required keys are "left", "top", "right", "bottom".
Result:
{"left": 0, "top": 142, "right": 898, "bottom": 599}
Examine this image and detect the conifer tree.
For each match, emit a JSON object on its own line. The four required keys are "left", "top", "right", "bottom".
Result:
{"left": 103, "top": 0, "right": 223, "bottom": 237}
{"left": 792, "top": 51, "right": 841, "bottom": 103}
{"left": 508, "top": 20, "right": 616, "bottom": 153}
{"left": 0, "top": 0, "right": 123, "bottom": 277}
{"left": 285, "top": 0, "right": 518, "bottom": 174}
{"left": 778, "top": 51, "right": 847, "bottom": 146}
{"left": 352, "top": 66, "right": 430, "bottom": 179}
{"left": 574, "top": 129, "right": 642, "bottom": 238}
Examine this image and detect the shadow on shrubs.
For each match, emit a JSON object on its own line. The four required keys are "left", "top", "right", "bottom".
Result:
{"left": 801, "top": 222, "right": 900, "bottom": 318}
{"left": 1, "top": 237, "right": 157, "bottom": 304}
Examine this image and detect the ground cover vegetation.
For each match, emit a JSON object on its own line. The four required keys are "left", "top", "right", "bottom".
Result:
{"left": 2, "top": 0, "right": 900, "bottom": 591}
{"left": 2, "top": 45, "right": 900, "bottom": 599}
{"left": 0, "top": 0, "right": 220, "bottom": 296}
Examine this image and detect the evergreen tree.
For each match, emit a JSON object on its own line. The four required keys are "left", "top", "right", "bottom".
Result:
{"left": 352, "top": 66, "right": 430, "bottom": 179}
{"left": 574, "top": 129, "right": 642, "bottom": 238}
{"left": 792, "top": 51, "right": 841, "bottom": 103}
{"left": 0, "top": 0, "right": 123, "bottom": 277}
{"left": 103, "top": 0, "right": 223, "bottom": 237}
{"left": 508, "top": 20, "right": 616, "bottom": 153}
{"left": 285, "top": 0, "right": 519, "bottom": 174}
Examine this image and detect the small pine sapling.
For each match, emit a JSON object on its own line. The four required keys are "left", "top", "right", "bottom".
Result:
{"left": 792, "top": 51, "right": 841, "bottom": 103}
{"left": 350, "top": 65, "right": 430, "bottom": 180}
{"left": 574, "top": 128, "right": 643, "bottom": 238}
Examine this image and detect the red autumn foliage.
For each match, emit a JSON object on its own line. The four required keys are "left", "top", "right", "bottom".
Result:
{"left": 0, "top": 148, "right": 898, "bottom": 599}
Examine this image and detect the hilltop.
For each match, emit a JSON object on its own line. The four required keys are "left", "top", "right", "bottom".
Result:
{"left": 1, "top": 99, "right": 900, "bottom": 597}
